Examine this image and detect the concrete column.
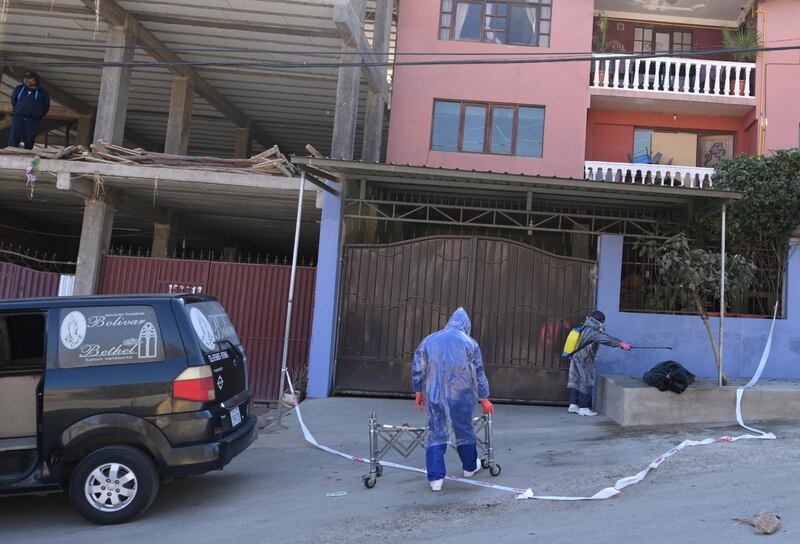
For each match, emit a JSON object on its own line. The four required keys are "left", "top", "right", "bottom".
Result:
{"left": 94, "top": 23, "right": 135, "bottom": 145}
{"left": 74, "top": 199, "right": 116, "bottom": 295}
{"left": 307, "top": 183, "right": 344, "bottom": 398}
{"left": 361, "top": 0, "right": 392, "bottom": 162}
{"left": 151, "top": 222, "right": 174, "bottom": 258}
{"left": 76, "top": 117, "right": 93, "bottom": 147}
{"left": 596, "top": 234, "right": 624, "bottom": 315}
{"left": 331, "top": 0, "right": 367, "bottom": 159}
{"left": 233, "top": 127, "right": 252, "bottom": 159}
{"left": 164, "top": 76, "right": 194, "bottom": 155}
{"left": 223, "top": 247, "right": 239, "bottom": 262}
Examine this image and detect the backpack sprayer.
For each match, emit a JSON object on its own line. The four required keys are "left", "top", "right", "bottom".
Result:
{"left": 562, "top": 326, "right": 672, "bottom": 358}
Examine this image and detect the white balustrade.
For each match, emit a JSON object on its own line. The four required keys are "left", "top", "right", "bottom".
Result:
{"left": 590, "top": 54, "right": 756, "bottom": 99}
{"left": 584, "top": 161, "right": 715, "bottom": 189}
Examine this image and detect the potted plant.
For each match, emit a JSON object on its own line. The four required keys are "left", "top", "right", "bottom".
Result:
{"left": 722, "top": 24, "right": 761, "bottom": 94}
{"left": 593, "top": 13, "right": 609, "bottom": 86}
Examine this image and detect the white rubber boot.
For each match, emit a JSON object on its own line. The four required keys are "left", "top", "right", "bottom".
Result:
{"left": 578, "top": 408, "right": 598, "bottom": 417}
{"left": 464, "top": 456, "right": 481, "bottom": 478}
{"left": 568, "top": 404, "right": 579, "bottom": 413}
{"left": 430, "top": 479, "right": 444, "bottom": 491}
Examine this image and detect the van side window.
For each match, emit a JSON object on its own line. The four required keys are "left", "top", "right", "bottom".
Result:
{"left": 57, "top": 306, "right": 165, "bottom": 368}
{"left": 0, "top": 314, "right": 46, "bottom": 374}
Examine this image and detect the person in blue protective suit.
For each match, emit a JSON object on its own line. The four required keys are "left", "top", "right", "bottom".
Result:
{"left": 412, "top": 308, "right": 494, "bottom": 492}
{"left": 567, "top": 310, "right": 631, "bottom": 417}
{"left": 8, "top": 72, "right": 50, "bottom": 150}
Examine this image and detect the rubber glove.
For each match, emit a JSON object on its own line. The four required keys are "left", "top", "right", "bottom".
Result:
{"left": 480, "top": 399, "right": 495, "bottom": 415}
{"left": 415, "top": 392, "right": 425, "bottom": 411}
{"left": 620, "top": 341, "right": 632, "bottom": 352}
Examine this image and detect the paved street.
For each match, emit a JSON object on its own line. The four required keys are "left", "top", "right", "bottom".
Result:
{"left": 3, "top": 397, "right": 799, "bottom": 543}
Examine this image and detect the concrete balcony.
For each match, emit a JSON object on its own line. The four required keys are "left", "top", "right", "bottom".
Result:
{"left": 590, "top": 54, "right": 756, "bottom": 116}
{"left": 585, "top": 161, "right": 715, "bottom": 189}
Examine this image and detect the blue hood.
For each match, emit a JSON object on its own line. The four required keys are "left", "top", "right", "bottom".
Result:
{"left": 445, "top": 307, "right": 471, "bottom": 336}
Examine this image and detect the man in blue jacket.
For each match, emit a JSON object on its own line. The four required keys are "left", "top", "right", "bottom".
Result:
{"left": 8, "top": 72, "right": 51, "bottom": 150}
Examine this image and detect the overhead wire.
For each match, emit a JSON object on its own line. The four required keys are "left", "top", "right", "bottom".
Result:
{"left": 4, "top": 44, "right": 800, "bottom": 70}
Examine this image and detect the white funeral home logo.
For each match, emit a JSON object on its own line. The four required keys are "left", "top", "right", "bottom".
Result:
{"left": 60, "top": 310, "right": 159, "bottom": 360}
{"left": 60, "top": 311, "right": 87, "bottom": 349}
{"left": 190, "top": 307, "right": 217, "bottom": 351}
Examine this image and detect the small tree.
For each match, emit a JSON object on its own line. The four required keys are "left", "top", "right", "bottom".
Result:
{"left": 711, "top": 150, "right": 800, "bottom": 314}
{"left": 593, "top": 13, "right": 609, "bottom": 53}
{"left": 637, "top": 234, "right": 755, "bottom": 385}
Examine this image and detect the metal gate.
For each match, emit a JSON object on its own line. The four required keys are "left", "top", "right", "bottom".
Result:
{"left": 98, "top": 256, "right": 316, "bottom": 404}
{"left": 0, "top": 262, "right": 59, "bottom": 299}
{"left": 335, "top": 237, "right": 597, "bottom": 404}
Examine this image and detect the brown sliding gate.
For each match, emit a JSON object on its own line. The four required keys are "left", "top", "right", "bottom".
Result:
{"left": 335, "top": 236, "right": 597, "bottom": 404}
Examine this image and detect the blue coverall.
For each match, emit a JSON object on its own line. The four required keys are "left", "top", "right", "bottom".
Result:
{"left": 412, "top": 308, "right": 490, "bottom": 481}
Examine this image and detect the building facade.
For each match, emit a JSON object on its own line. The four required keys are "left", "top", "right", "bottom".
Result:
{"left": 388, "top": 0, "right": 799, "bottom": 184}
{"left": 305, "top": 0, "right": 800, "bottom": 401}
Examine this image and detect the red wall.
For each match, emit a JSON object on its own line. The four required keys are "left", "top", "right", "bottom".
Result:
{"left": 98, "top": 256, "right": 316, "bottom": 404}
{"left": 586, "top": 110, "right": 755, "bottom": 163}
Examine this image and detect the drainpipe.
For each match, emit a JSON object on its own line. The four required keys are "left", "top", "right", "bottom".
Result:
{"left": 755, "top": 7, "right": 768, "bottom": 156}
{"left": 719, "top": 202, "right": 727, "bottom": 387}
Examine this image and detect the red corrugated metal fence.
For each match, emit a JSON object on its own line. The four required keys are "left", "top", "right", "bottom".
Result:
{"left": 98, "top": 256, "right": 316, "bottom": 403}
{"left": 0, "top": 262, "right": 59, "bottom": 299}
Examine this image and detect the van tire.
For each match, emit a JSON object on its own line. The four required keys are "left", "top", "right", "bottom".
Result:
{"left": 69, "top": 445, "right": 159, "bottom": 525}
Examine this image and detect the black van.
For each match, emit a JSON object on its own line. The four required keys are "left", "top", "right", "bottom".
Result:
{"left": 0, "top": 294, "right": 257, "bottom": 524}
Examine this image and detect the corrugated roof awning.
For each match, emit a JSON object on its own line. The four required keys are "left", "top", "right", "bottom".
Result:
{"left": 291, "top": 157, "right": 742, "bottom": 212}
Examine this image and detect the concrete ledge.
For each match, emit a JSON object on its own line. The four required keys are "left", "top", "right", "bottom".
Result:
{"left": 598, "top": 374, "right": 800, "bottom": 427}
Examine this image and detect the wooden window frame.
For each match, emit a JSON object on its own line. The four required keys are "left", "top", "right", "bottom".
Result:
{"left": 431, "top": 99, "right": 545, "bottom": 157}
{"left": 439, "top": 0, "right": 551, "bottom": 47}
{"left": 634, "top": 25, "right": 694, "bottom": 55}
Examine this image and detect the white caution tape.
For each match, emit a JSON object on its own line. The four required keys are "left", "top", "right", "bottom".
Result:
{"left": 285, "top": 304, "right": 778, "bottom": 501}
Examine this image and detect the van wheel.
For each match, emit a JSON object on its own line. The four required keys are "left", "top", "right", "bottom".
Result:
{"left": 69, "top": 445, "right": 159, "bottom": 525}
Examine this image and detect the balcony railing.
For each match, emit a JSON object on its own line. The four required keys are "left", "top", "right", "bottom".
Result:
{"left": 590, "top": 54, "right": 756, "bottom": 99}
{"left": 585, "top": 161, "right": 715, "bottom": 189}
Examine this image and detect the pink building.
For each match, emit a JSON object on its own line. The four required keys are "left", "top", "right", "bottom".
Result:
{"left": 388, "top": 0, "right": 798, "bottom": 184}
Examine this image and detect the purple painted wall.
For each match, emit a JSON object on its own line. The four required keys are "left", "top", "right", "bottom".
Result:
{"left": 595, "top": 235, "right": 800, "bottom": 383}
{"left": 387, "top": 0, "right": 594, "bottom": 179}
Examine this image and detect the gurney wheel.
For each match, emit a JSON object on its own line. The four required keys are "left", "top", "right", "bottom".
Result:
{"left": 375, "top": 464, "right": 383, "bottom": 477}
{"left": 481, "top": 459, "right": 490, "bottom": 469}
{"left": 363, "top": 475, "right": 377, "bottom": 489}
{"left": 489, "top": 464, "right": 501, "bottom": 477}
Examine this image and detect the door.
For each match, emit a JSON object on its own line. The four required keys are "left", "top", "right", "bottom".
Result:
{"left": 0, "top": 311, "right": 46, "bottom": 481}
{"left": 655, "top": 32, "right": 671, "bottom": 54}
{"left": 334, "top": 237, "right": 597, "bottom": 404}
{"left": 698, "top": 134, "right": 735, "bottom": 168}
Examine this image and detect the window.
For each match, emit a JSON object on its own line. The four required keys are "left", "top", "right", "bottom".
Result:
{"left": 187, "top": 301, "right": 241, "bottom": 352}
{"left": 672, "top": 31, "right": 692, "bottom": 53}
{"left": 633, "top": 27, "right": 653, "bottom": 53}
{"left": 431, "top": 101, "right": 461, "bottom": 152}
{"left": 0, "top": 314, "right": 45, "bottom": 374}
{"left": 439, "top": 0, "right": 551, "bottom": 47}
{"left": 431, "top": 99, "right": 545, "bottom": 157}
{"left": 57, "top": 306, "right": 165, "bottom": 368}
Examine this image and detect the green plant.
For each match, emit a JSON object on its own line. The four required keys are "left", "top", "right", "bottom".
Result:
{"left": 593, "top": 13, "right": 608, "bottom": 53}
{"left": 708, "top": 150, "right": 800, "bottom": 313}
{"left": 637, "top": 234, "right": 755, "bottom": 385}
{"left": 722, "top": 24, "right": 761, "bottom": 63}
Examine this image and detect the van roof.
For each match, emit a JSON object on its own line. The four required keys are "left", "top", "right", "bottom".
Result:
{"left": 0, "top": 293, "right": 217, "bottom": 310}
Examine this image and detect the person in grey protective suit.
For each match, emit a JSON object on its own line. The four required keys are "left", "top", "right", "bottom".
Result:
{"left": 567, "top": 310, "right": 631, "bottom": 416}
{"left": 412, "top": 308, "right": 494, "bottom": 491}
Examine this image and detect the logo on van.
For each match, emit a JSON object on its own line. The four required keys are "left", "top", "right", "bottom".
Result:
{"left": 190, "top": 308, "right": 217, "bottom": 351}
{"left": 60, "top": 311, "right": 87, "bottom": 350}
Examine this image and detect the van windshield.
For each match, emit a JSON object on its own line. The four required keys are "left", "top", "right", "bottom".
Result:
{"left": 186, "top": 301, "right": 240, "bottom": 352}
